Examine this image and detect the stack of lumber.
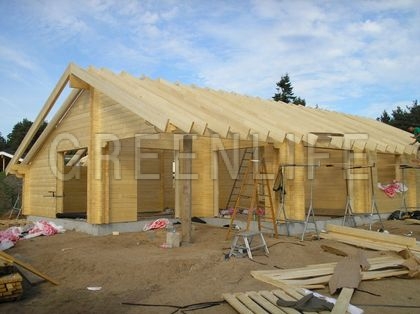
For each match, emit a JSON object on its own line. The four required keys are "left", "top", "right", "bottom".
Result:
{"left": 0, "top": 272, "right": 23, "bottom": 302}
{"left": 0, "top": 259, "right": 23, "bottom": 302}
{"left": 251, "top": 254, "right": 410, "bottom": 290}
{"left": 319, "top": 224, "right": 420, "bottom": 256}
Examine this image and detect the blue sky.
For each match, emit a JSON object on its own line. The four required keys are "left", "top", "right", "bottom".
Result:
{"left": 0, "top": 0, "right": 419, "bottom": 137}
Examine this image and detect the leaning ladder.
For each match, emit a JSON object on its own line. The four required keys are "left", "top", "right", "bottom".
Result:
{"left": 9, "top": 193, "right": 22, "bottom": 219}
{"left": 226, "top": 157, "right": 278, "bottom": 239}
{"left": 224, "top": 147, "right": 254, "bottom": 211}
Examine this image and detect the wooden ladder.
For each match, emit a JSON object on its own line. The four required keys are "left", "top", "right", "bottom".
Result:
{"left": 224, "top": 147, "right": 254, "bottom": 211}
{"left": 226, "top": 157, "right": 279, "bottom": 239}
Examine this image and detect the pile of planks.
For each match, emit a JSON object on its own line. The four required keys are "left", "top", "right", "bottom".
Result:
{"left": 319, "top": 224, "right": 420, "bottom": 257}
{"left": 251, "top": 254, "right": 412, "bottom": 290}
{"left": 222, "top": 284, "right": 362, "bottom": 314}
{"left": 0, "top": 272, "right": 23, "bottom": 302}
{"left": 0, "top": 259, "right": 23, "bottom": 302}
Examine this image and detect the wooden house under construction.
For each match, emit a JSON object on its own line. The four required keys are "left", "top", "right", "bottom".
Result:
{"left": 6, "top": 63, "right": 420, "bottom": 233}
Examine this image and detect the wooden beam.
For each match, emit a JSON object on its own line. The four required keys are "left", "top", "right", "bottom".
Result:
{"left": 6, "top": 64, "right": 73, "bottom": 174}
{"left": 72, "top": 65, "right": 168, "bottom": 131}
{"left": 325, "top": 224, "right": 416, "bottom": 247}
{"left": 0, "top": 251, "right": 58, "bottom": 285}
{"left": 22, "top": 89, "right": 84, "bottom": 164}
{"left": 69, "top": 74, "right": 90, "bottom": 89}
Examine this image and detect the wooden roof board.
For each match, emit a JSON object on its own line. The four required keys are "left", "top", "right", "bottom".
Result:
{"left": 211, "top": 90, "right": 304, "bottom": 143}
{"left": 161, "top": 81, "right": 253, "bottom": 139}
{"left": 199, "top": 88, "right": 279, "bottom": 142}
{"left": 85, "top": 67, "right": 169, "bottom": 132}
{"left": 307, "top": 108, "right": 395, "bottom": 152}
{"left": 157, "top": 79, "right": 240, "bottom": 137}
{"left": 130, "top": 76, "right": 207, "bottom": 135}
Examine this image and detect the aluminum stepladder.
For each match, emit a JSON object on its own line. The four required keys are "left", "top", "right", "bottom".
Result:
{"left": 228, "top": 230, "right": 269, "bottom": 259}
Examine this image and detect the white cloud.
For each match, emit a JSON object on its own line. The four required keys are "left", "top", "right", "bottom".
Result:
{"left": 1, "top": 0, "right": 420, "bottom": 135}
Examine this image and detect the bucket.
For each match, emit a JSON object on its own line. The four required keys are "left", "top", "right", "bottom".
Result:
{"left": 166, "top": 231, "right": 181, "bottom": 248}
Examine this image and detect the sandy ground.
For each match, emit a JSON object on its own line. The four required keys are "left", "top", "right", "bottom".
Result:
{"left": 0, "top": 219, "right": 419, "bottom": 314}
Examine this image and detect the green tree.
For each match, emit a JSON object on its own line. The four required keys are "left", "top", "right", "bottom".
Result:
{"left": 6, "top": 118, "right": 47, "bottom": 155}
{"left": 273, "top": 73, "right": 306, "bottom": 106}
{"left": 377, "top": 100, "right": 419, "bottom": 130}
{"left": 0, "top": 133, "right": 6, "bottom": 151}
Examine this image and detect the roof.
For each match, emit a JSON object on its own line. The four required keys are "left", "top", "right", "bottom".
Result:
{"left": 6, "top": 63, "right": 416, "bottom": 173}
{"left": 0, "top": 151, "right": 23, "bottom": 161}
{"left": 0, "top": 151, "right": 14, "bottom": 159}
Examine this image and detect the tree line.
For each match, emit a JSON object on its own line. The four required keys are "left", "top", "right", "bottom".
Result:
{"left": 0, "top": 118, "right": 47, "bottom": 155}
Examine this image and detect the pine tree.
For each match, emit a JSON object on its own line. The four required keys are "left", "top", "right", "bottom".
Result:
{"left": 273, "top": 73, "right": 306, "bottom": 106}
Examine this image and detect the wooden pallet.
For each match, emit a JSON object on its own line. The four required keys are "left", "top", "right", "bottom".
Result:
{"left": 222, "top": 285, "right": 363, "bottom": 314}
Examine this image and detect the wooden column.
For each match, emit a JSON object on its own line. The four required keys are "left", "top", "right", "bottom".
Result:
{"left": 212, "top": 150, "right": 219, "bottom": 217}
{"left": 87, "top": 88, "right": 109, "bottom": 224}
{"left": 351, "top": 150, "right": 369, "bottom": 214}
{"left": 277, "top": 139, "right": 306, "bottom": 220}
{"left": 55, "top": 152, "right": 64, "bottom": 214}
{"left": 180, "top": 135, "right": 193, "bottom": 243}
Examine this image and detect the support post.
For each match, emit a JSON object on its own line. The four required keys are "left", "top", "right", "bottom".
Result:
{"left": 180, "top": 135, "right": 193, "bottom": 244}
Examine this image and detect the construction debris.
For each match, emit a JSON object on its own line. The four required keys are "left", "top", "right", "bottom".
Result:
{"left": 251, "top": 253, "right": 414, "bottom": 290}
{"left": 329, "top": 251, "right": 370, "bottom": 314}
{"left": 0, "top": 220, "right": 65, "bottom": 251}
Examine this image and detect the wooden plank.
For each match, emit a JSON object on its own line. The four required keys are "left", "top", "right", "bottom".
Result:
{"left": 331, "top": 287, "right": 354, "bottom": 314}
{"left": 259, "top": 291, "right": 301, "bottom": 314}
{"left": 222, "top": 293, "right": 254, "bottom": 314}
{"left": 271, "top": 290, "right": 317, "bottom": 314}
{"left": 236, "top": 292, "right": 270, "bottom": 314}
{"left": 0, "top": 251, "right": 58, "bottom": 285}
{"left": 325, "top": 224, "right": 416, "bottom": 247}
{"left": 251, "top": 255, "right": 409, "bottom": 288}
{"left": 247, "top": 291, "right": 286, "bottom": 314}
{"left": 320, "top": 232, "right": 420, "bottom": 254}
